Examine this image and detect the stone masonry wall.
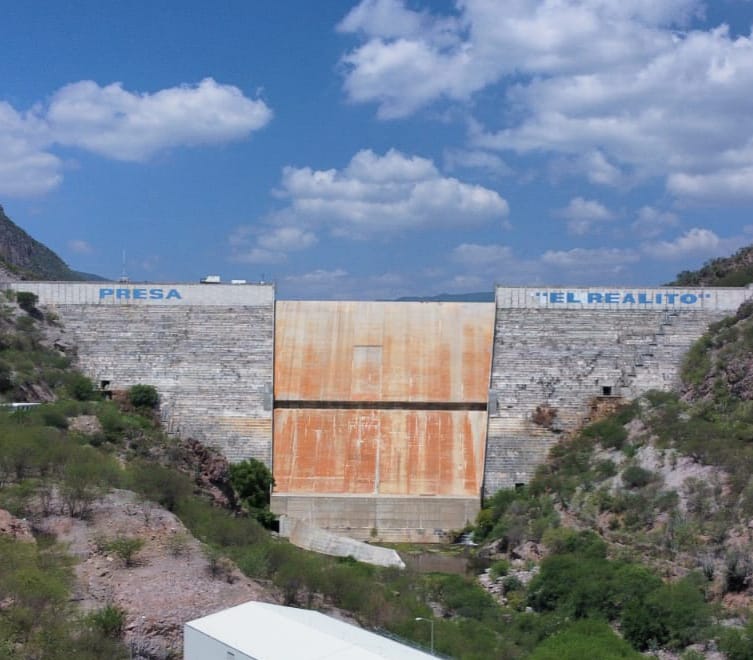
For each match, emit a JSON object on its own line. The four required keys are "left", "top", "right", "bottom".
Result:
{"left": 8, "top": 282, "right": 275, "bottom": 466}
{"left": 483, "top": 286, "right": 753, "bottom": 496}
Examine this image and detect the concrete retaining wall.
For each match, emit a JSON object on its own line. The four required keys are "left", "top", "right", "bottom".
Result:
{"left": 278, "top": 516, "right": 406, "bottom": 568}
{"left": 272, "top": 494, "right": 480, "bottom": 543}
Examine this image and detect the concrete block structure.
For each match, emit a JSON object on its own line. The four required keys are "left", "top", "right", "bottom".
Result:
{"left": 8, "top": 282, "right": 275, "bottom": 464}
{"left": 271, "top": 301, "right": 495, "bottom": 542}
{"left": 483, "top": 286, "right": 752, "bottom": 495}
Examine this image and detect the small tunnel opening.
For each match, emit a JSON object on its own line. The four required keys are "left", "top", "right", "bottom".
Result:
{"left": 602, "top": 386, "right": 613, "bottom": 396}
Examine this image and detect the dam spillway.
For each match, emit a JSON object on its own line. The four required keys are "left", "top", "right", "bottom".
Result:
{"left": 8, "top": 281, "right": 752, "bottom": 541}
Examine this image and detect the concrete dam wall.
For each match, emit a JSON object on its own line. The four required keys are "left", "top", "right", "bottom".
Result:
{"left": 9, "top": 282, "right": 275, "bottom": 465}
{"left": 7, "top": 281, "right": 751, "bottom": 541}
{"left": 484, "top": 286, "right": 751, "bottom": 496}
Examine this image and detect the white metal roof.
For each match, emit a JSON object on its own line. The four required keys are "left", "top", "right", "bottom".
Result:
{"left": 185, "top": 601, "right": 435, "bottom": 659}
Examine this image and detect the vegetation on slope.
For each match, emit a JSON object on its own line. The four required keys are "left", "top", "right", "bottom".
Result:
{"left": 669, "top": 243, "right": 753, "bottom": 287}
{"left": 471, "top": 295, "right": 753, "bottom": 657}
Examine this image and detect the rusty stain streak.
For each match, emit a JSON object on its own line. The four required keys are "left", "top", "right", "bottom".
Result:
{"left": 272, "top": 301, "right": 495, "bottom": 500}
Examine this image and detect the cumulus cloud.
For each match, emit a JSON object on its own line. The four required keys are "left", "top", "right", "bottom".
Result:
{"left": 641, "top": 227, "right": 722, "bottom": 258}
{"left": 631, "top": 206, "right": 679, "bottom": 238}
{"left": 339, "top": 1, "right": 753, "bottom": 202}
{"left": 0, "top": 103, "right": 61, "bottom": 197}
{"left": 443, "top": 148, "right": 512, "bottom": 177}
{"left": 0, "top": 78, "right": 272, "bottom": 196}
{"left": 47, "top": 78, "right": 272, "bottom": 161}
{"left": 554, "top": 197, "right": 615, "bottom": 235}
{"left": 275, "top": 148, "right": 509, "bottom": 238}
{"left": 229, "top": 148, "right": 509, "bottom": 265}
{"left": 541, "top": 247, "right": 640, "bottom": 268}
{"left": 667, "top": 167, "right": 753, "bottom": 202}
{"left": 229, "top": 225, "right": 317, "bottom": 265}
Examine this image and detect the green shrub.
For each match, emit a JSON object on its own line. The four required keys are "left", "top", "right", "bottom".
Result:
{"left": 127, "top": 462, "right": 193, "bottom": 512}
{"left": 16, "top": 291, "right": 38, "bottom": 313}
{"left": 127, "top": 384, "right": 159, "bottom": 409}
{"left": 582, "top": 418, "right": 628, "bottom": 450}
{"left": 621, "top": 574, "right": 709, "bottom": 651}
{"left": 64, "top": 372, "right": 96, "bottom": 401}
{"left": 718, "top": 622, "right": 753, "bottom": 660}
{"left": 106, "top": 536, "right": 145, "bottom": 568}
{"left": 88, "top": 604, "right": 126, "bottom": 638}
{"left": 621, "top": 465, "right": 654, "bottom": 489}
{"left": 530, "top": 620, "right": 642, "bottom": 659}
{"left": 490, "top": 559, "right": 510, "bottom": 580}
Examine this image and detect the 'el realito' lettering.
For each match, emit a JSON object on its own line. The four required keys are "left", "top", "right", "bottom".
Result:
{"left": 566, "top": 292, "right": 581, "bottom": 303}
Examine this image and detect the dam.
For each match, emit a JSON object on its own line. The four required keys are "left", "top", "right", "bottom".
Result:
{"left": 8, "top": 281, "right": 751, "bottom": 541}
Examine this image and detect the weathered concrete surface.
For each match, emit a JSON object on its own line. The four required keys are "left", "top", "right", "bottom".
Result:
{"left": 273, "top": 409, "right": 487, "bottom": 496}
{"left": 278, "top": 516, "right": 406, "bottom": 568}
{"left": 483, "top": 286, "right": 753, "bottom": 496}
{"left": 273, "top": 495, "right": 480, "bottom": 543}
{"left": 275, "top": 301, "right": 494, "bottom": 402}
{"left": 9, "top": 282, "right": 275, "bottom": 465}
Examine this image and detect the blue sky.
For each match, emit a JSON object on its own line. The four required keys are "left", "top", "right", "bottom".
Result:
{"left": 2, "top": 0, "right": 753, "bottom": 299}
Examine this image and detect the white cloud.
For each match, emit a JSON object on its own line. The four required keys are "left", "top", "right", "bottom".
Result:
{"left": 0, "top": 78, "right": 272, "bottom": 197}
{"left": 47, "top": 78, "right": 272, "bottom": 161}
{"left": 258, "top": 226, "right": 318, "bottom": 252}
{"left": 541, "top": 247, "right": 640, "bottom": 268}
{"left": 0, "top": 103, "right": 61, "bottom": 197}
{"left": 339, "top": 2, "right": 753, "bottom": 202}
{"left": 67, "top": 239, "right": 92, "bottom": 254}
{"left": 631, "top": 206, "right": 679, "bottom": 238}
{"left": 667, "top": 167, "right": 753, "bottom": 202}
{"left": 444, "top": 148, "right": 512, "bottom": 176}
{"left": 229, "top": 225, "right": 317, "bottom": 264}
{"left": 276, "top": 148, "right": 509, "bottom": 238}
{"left": 641, "top": 227, "right": 722, "bottom": 258}
{"left": 554, "top": 197, "right": 615, "bottom": 235}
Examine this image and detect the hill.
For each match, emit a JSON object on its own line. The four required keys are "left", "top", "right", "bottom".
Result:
{"left": 668, "top": 243, "right": 753, "bottom": 287}
{"left": 0, "top": 204, "right": 103, "bottom": 281}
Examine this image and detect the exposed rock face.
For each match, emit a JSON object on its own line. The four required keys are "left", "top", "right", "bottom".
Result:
{"left": 683, "top": 301, "right": 753, "bottom": 403}
{"left": 69, "top": 415, "right": 103, "bottom": 435}
{"left": 0, "top": 508, "right": 35, "bottom": 542}
{"left": 175, "top": 438, "right": 238, "bottom": 509}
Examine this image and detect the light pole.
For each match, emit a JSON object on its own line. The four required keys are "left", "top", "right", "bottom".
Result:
{"left": 415, "top": 617, "right": 434, "bottom": 655}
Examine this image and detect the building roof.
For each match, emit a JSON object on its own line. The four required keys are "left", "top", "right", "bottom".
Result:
{"left": 185, "top": 601, "right": 434, "bottom": 659}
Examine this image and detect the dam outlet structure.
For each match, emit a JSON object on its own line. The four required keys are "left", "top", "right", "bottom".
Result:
{"left": 6, "top": 281, "right": 752, "bottom": 542}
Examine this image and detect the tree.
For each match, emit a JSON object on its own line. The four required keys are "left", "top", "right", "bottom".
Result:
{"left": 229, "top": 459, "right": 275, "bottom": 524}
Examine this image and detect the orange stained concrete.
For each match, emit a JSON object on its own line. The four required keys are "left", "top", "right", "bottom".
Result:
{"left": 273, "top": 409, "right": 488, "bottom": 497}
{"left": 274, "top": 301, "right": 495, "bottom": 403}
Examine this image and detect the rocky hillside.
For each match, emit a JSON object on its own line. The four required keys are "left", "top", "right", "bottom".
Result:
{"left": 0, "top": 204, "right": 101, "bottom": 281}
{"left": 669, "top": 243, "right": 753, "bottom": 287}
